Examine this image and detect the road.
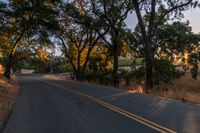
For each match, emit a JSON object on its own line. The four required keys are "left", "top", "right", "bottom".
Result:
{"left": 3, "top": 75, "right": 200, "bottom": 133}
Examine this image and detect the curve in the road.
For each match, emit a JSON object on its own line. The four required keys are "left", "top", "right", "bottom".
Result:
{"left": 42, "top": 80, "right": 176, "bottom": 133}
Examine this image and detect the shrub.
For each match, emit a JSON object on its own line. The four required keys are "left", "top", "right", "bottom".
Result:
{"left": 121, "top": 59, "right": 184, "bottom": 86}
{"left": 121, "top": 67, "right": 145, "bottom": 85}
{"left": 83, "top": 69, "right": 95, "bottom": 82}
{"left": 153, "top": 59, "right": 184, "bottom": 85}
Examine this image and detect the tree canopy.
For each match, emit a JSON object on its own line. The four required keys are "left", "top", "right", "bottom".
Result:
{"left": 0, "top": 0, "right": 200, "bottom": 92}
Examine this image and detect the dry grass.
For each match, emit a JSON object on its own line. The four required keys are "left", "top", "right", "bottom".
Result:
{"left": 0, "top": 65, "right": 5, "bottom": 74}
{"left": 0, "top": 75, "right": 20, "bottom": 128}
{"left": 148, "top": 73, "right": 200, "bottom": 104}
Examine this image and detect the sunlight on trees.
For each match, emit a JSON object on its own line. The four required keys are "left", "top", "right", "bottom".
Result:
{"left": 0, "top": 0, "right": 200, "bottom": 92}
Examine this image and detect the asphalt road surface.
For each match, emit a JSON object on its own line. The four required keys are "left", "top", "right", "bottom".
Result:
{"left": 3, "top": 74, "right": 200, "bottom": 133}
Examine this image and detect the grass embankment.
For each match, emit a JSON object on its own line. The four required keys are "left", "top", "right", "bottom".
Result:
{"left": 128, "top": 73, "right": 200, "bottom": 104}
{"left": 0, "top": 75, "right": 20, "bottom": 129}
{"left": 150, "top": 73, "right": 200, "bottom": 104}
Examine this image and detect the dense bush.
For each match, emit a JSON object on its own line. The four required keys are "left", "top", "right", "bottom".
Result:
{"left": 83, "top": 69, "right": 113, "bottom": 85}
{"left": 119, "top": 67, "right": 145, "bottom": 86}
{"left": 120, "top": 59, "right": 184, "bottom": 86}
{"left": 153, "top": 59, "right": 184, "bottom": 85}
{"left": 98, "top": 71, "right": 113, "bottom": 85}
{"left": 82, "top": 69, "right": 95, "bottom": 82}
{"left": 128, "top": 67, "right": 145, "bottom": 85}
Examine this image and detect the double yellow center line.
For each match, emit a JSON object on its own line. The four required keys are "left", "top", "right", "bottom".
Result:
{"left": 43, "top": 80, "right": 176, "bottom": 133}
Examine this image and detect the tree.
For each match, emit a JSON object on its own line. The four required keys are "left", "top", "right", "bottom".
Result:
{"left": 70, "top": 0, "right": 133, "bottom": 86}
{"left": 55, "top": 3, "right": 101, "bottom": 80}
{"left": 0, "top": 2, "right": 9, "bottom": 65}
{"left": 13, "top": 33, "right": 55, "bottom": 73}
{"left": 132, "top": 0, "right": 199, "bottom": 92}
{"left": 58, "top": 27, "right": 101, "bottom": 80}
{"left": 0, "top": 1, "right": 7, "bottom": 31}
{"left": 2, "top": 0, "right": 61, "bottom": 79}
{"left": 125, "top": 21, "right": 200, "bottom": 85}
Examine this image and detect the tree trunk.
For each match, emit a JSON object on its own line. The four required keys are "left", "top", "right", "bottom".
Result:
{"left": 112, "top": 30, "right": 120, "bottom": 87}
{"left": 3, "top": 29, "right": 25, "bottom": 79}
{"left": 76, "top": 52, "right": 81, "bottom": 80}
{"left": 143, "top": 37, "right": 154, "bottom": 93}
{"left": 3, "top": 45, "right": 17, "bottom": 79}
{"left": 3, "top": 53, "right": 13, "bottom": 79}
{"left": 133, "top": 1, "right": 154, "bottom": 92}
{"left": 145, "top": 63, "right": 153, "bottom": 92}
{"left": 80, "top": 37, "right": 100, "bottom": 79}
{"left": 145, "top": 41, "right": 153, "bottom": 93}
{"left": 75, "top": 72, "right": 80, "bottom": 80}
{"left": 58, "top": 36, "right": 79, "bottom": 80}
{"left": 113, "top": 48, "right": 119, "bottom": 87}
{"left": 80, "top": 47, "right": 93, "bottom": 79}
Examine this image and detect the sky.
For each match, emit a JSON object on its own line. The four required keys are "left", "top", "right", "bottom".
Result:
{"left": 125, "top": 8, "right": 200, "bottom": 34}
{"left": 183, "top": 8, "right": 200, "bottom": 33}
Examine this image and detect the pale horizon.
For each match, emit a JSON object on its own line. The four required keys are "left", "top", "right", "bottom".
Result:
{"left": 183, "top": 8, "right": 200, "bottom": 33}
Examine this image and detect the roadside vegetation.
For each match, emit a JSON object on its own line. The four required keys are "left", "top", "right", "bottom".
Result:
{"left": 0, "top": 74, "right": 20, "bottom": 129}
{"left": 146, "top": 72, "right": 200, "bottom": 104}
{"left": 0, "top": 0, "right": 200, "bottom": 105}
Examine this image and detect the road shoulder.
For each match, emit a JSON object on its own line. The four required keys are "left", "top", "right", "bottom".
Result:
{"left": 0, "top": 75, "right": 20, "bottom": 132}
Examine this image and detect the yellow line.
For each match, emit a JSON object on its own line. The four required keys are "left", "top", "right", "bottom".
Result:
{"left": 42, "top": 80, "right": 176, "bottom": 133}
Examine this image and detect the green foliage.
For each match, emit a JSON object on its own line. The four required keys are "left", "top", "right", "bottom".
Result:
{"left": 1, "top": 0, "right": 200, "bottom": 87}
{"left": 123, "top": 28, "right": 144, "bottom": 57}
{"left": 131, "top": 0, "right": 199, "bottom": 89}
{"left": 120, "top": 67, "right": 145, "bottom": 86}
{"left": 119, "top": 58, "right": 144, "bottom": 67}
{"left": 82, "top": 69, "right": 94, "bottom": 82}
{"left": 118, "top": 69, "right": 130, "bottom": 85}
{"left": 153, "top": 59, "right": 184, "bottom": 85}
{"left": 128, "top": 67, "right": 145, "bottom": 84}
{"left": 190, "top": 64, "right": 198, "bottom": 80}
{"left": 120, "top": 59, "right": 184, "bottom": 86}
{"left": 86, "top": 51, "right": 113, "bottom": 84}
{"left": 124, "top": 21, "right": 200, "bottom": 86}
{"left": 52, "top": 57, "right": 70, "bottom": 73}
{"left": 0, "top": 2, "right": 7, "bottom": 30}
{"left": 98, "top": 71, "right": 113, "bottom": 85}
{"left": 188, "top": 53, "right": 200, "bottom": 79}
{"left": 66, "top": 0, "right": 133, "bottom": 86}
{"left": 156, "top": 21, "right": 196, "bottom": 54}
{"left": 82, "top": 69, "right": 113, "bottom": 85}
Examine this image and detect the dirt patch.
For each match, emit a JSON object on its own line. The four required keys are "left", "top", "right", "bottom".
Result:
{"left": 0, "top": 75, "right": 20, "bottom": 129}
